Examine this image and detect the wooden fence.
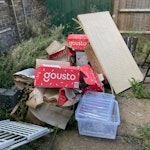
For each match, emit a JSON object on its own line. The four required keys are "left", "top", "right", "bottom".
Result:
{"left": 113, "top": 0, "right": 150, "bottom": 34}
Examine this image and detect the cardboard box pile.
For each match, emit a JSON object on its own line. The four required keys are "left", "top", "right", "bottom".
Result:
{"left": 12, "top": 34, "right": 104, "bottom": 130}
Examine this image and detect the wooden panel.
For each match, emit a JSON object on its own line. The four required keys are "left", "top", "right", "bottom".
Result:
{"left": 119, "top": 9, "right": 150, "bottom": 12}
{"left": 113, "top": 0, "right": 150, "bottom": 34}
{"left": 118, "top": 13, "right": 150, "bottom": 31}
{"left": 112, "top": 0, "right": 119, "bottom": 24}
{"left": 78, "top": 11, "right": 143, "bottom": 94}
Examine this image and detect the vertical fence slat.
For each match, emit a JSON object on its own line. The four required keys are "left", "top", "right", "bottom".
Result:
{"left": 114, "top": 0, "right": 150, "bottom": 34}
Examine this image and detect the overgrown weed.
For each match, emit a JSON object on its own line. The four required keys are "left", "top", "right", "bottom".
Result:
{"left": 136, "top": 124, "right": 150, "bottom": 150}
{"left": 0, "top": 24, "right": 65, "bottom": 89}
{"left": 0, "top": 104, "right": 10, "bottom": 120}
{"left": 129, "top": 78, "right": 150, "bottom": 99}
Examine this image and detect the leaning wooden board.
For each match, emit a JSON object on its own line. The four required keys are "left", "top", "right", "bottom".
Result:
{"left": 78, "top": 11, "right": 143, "bottom": 94}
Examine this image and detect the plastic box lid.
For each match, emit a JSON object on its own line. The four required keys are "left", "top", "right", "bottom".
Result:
{"left": 75, "top": 91, "right": 115, "bottom": 121}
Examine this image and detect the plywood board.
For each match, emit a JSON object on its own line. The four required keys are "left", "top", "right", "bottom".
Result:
{"left": 78, "top": 11, "right": 143, "bottom": 94}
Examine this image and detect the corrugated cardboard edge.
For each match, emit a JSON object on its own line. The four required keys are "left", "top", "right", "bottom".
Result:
{"left": 36, "top": 59, "right": 70, "bottom": 68}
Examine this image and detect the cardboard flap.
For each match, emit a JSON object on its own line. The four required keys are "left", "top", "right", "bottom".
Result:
{"left": 26, "top": 88, "right": 45, "bottom": 109}
{"left": 36, "top": 59, "right": 70, "bottom": 68}
{"left": 13, "top": 68, "right": 35, "bottom": 90}
{"left": 29, "top": 103, "right": 73, "bottom": 130}
{"left": 46, "top": 40, "right": 63, "bottom": 55}
{"left": 43, "top": 88, "right": 59, "bottom": 106}
{"left": 80, "top": 64, "right": 101, "bottom": 86}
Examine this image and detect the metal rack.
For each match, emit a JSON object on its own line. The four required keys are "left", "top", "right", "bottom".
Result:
{"left": 0, "top": 120, "right": 52, "bottom": 150}
{"left": 141, "top": 50, "right": 150, "bottom": 83}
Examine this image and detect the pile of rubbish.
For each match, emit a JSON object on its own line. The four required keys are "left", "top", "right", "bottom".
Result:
{"left": 11, "top": 34, "right": 105, "bottom": 130}
{"left": 2, "top": 11, "right": 144, "bottom": 143}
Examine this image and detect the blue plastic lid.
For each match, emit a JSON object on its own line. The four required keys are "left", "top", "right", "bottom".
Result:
{"left": 75, "top": 91, "right": 115, "bottom": 121}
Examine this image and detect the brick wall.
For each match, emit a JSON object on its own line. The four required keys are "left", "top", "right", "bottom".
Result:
{"left": 0, "top": 2, "right": 12, "bottom": 30}
{"left": 0, "top": 1, "right": 16, "bottom": 50}
{"left": 0, "top": 0, "right": 48, "bottom": 51}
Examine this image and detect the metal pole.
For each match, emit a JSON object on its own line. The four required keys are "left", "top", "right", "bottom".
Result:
{"left": 22, "top": 0, "right": 27, "bottom": 24}
{"left": 11, "top": 0, "right": 21, "bottom": 40}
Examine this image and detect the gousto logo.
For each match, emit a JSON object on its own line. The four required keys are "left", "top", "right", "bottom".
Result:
{"left": 69, "top": 41, "right": 87, "bottom": 47}
{"left": 43, "top": 72, "right": 76, "bottom": 82}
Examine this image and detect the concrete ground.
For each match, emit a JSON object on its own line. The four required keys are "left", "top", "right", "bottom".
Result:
{"left": 37, "top": 127, "right": 142, "bottom": 150}
{"left": 37, "top": 86, "right": 150, "bottom": 150}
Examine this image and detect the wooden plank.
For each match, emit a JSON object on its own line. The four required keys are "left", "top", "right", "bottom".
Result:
{"left": 119, "top": 9, "right": 150, "bottom": 13}
{"left": 119, "top": 0, "right": 126, "bottom": 8}
{"left": 118, "top": 13, "right": 133, "bottom": 31}
{"left": 112, "top": 0, "right": 120, "bottom": 24}
{"left": 118, "top": 13, "right": 150, "bottom": 32}
{"left": 120, "top": 31, "right": 150, "bottom": 34}
{"left": 78, "top": 11, "right": 143, "bottom": 94}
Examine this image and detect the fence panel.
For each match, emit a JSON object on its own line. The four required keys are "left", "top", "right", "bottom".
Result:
{"left": 113, "top": 0, "right": 150, "bottom": 34}
{"left": 46, "top": 0, "right": 112, "bottom": 34}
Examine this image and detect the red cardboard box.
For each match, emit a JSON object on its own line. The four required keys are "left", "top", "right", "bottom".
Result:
{"left": 80, "top": 64, "right": 104, "bottom": 93}
{"left": 48, "top": 48, "right": 67, "bottom": 60}
{"left": 67, "top": 34, "right": 89, "bottom": 51}
{"left": 34, "top": 65, "right": 80, "bottom": 88}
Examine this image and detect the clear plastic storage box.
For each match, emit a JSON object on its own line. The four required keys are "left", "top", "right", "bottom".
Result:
{"left": 75, "top": 91, "right": 115, "bottom": 121}
{"left": 75, "top": 91, "right": 120, "bottom": 139}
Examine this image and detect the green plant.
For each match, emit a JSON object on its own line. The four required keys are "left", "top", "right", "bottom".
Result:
{"left": 0, "top": 104, "right": 10, "bottom": 120}
{"left": 25, "top": 18, "right": 50, "bottom": 38}
{"left": 89, "top": 4, "right": 99, "bottom": 13}
{"left": 0, "top": 35, "right": 57, "bottom": 88}
{"left": 0, "top": 41, "right": 4, "bottom": 50}
{"left": 68, "top": 114, "right": 76, "bottom": 126}
{"left": 48, "top": 24, "right": 65, "bottom": 41}
{"left": 140, "top": 124, "right": 150, "bottom": 139}
{"left": 116, "top": 93, "right": 126, "bottom": 98}
{"left": 72, "top": 18, "right": 83, "bottom": 32}
{"left": 138, "top": 124, "right": 150, "bottom": 150}
{"left": 15, "top": 138, "right": 43, "bottom": 150}
{"left": 129, "top": 78, "right": 150, "bottom": 99}
{"left": 17, "top": 99, "right": 28, "bottom": 121}
{"left": 124, "top": 135, "right": 146, "bottom": 150}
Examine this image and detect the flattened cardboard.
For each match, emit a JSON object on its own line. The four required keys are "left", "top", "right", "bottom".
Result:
{"left": 78, "top": 11, "right": 143, "bottom": 94}
{"left": 43, "top": 88, "right": 59, "bottom": 106}
{"left": 46, "top": 40, "right": 63, "bottom": 55}
{"left": 62, "top": 93, "right": 82, "bottom": 107}
{"left": 13, "top": 68, "right": 35, "bottom": 90}
{"left": 36, "top": 59, "right": 70, "bottom": 68}
{"left": 58, "top": 88, "right": 81, "bottom": 107}
{"left": 25, "top": 109, "right": 45, "bottom": 126}
{"left": 48, "top": 46, "right": 68, "bottom": 60}
{"left": 26, "top": 88, "right": 45, "bottom": 109}
{"left": 29, "top": 103, "right": 73, "bottom": 129}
